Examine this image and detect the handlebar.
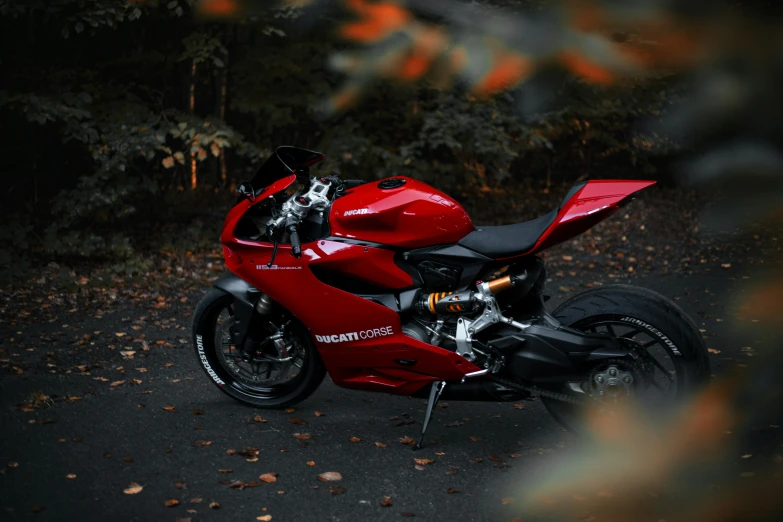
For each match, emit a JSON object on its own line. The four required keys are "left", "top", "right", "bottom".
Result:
{"left": 285, "top": 215, "right": 302, "bottom": 258}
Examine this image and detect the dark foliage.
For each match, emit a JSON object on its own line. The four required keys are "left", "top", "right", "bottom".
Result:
{"left": 0, "top": 0, "right": 679, "bottom": 279}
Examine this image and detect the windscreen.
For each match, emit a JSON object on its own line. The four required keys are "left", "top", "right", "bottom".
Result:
{"left": 250, "top": 146, "right": 325, "bottom": 194}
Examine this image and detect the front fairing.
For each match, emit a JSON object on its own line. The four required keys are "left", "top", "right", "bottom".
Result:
{"left": 221, "top": 174, "right": 297, "bottom": 245}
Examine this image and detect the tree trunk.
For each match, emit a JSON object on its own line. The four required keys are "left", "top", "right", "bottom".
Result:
{"left": 219, "top": 63, "right": 228, "bottom": 187}
{"left": 190, "top": 60, "right": 197, "bottom": 190}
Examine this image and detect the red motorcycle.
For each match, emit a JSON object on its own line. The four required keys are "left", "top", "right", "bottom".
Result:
{"left": 193, "top": 146, "right": 709, "bottom": 446}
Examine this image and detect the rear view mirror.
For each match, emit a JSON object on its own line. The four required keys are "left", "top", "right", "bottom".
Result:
{"left": 237, "top": 181, "right": 255, "bottom": 201}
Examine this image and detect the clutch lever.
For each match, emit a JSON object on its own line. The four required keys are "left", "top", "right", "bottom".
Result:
{"left": 266, "top": 221, "right": 280, "bottom": 267}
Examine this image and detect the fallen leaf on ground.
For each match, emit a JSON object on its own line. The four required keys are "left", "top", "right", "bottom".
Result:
{"left": 380, "top": 496, "right": 393, "bottom": 507}
{"left": 165, "top": 499, "right": 179, "bottom": 507}
{"left": 414, "top": 464, "right": 427, "bottom": 471}
{"left": 259, "top": 473, "right": 278, "bottom": 483}
{"left": 400, "top": 436, "right": 416, "bottom": 446}
{"left": 401, "top": 512, "right": 415, "bottom": 517}
{"left": 218, "top": 469, "right": 232, "bottom": 473}
{"left": 330, "top": 486, "right": 345, "bottom": 495}
{"left": 163, "top": 405, "right": 176, "bottom": 412}
{"left": 349, "top": 437, "right": 361, "bottom": 443}
{"left": 293, "top": 433, "right": 311, "bottom": 440}
{"left": 314, "top": 410, "right": 325, "bottom": 417}
{"left": 110, "top": 380, "right": 126, "bottom": 387}
{"left": 502, "top": 497, "right": 516, "bottom": 505}
{"left": 65, "top": 473, "right": 76, "bottom": 479}
{"left": 306, "top": 461, "right": 315, "bottom": 466}
{"left": 446, "top": 488, "right": 459, "bottom": 494}
{"left": 192, "top": 409, "right": 204, "bottom": 415}
{"left": 174, "top": 480, "right": 186, "bottom": 489}
{"left": 229, "top": 480, "right": 262, "bottom": 490}
{"left": 317, "top": 472, "right": 343, "bottom": 482}
{"left": 257, "top": 516, "right": 272, "bottom": 521}
{"left": 470, "top": 458, "right": 483, "bottom": 464}
{"left": 124, "top": 482, "right": 143, "bottom": 495}
{"left": 375, "top": 442, "right": 388, "bottom": 448}
{"left": 414, "top": 458, "right": 434, "bottom": 465}
{"left": 446, "top": 468, "right": 459, "bottom": 475}
{"left": 190, "top": 498, "right": 202, "bottom": 504}
{"left": 288, "top": 418, "right": 307, "bottom": 425}
{"left": 513, "top": 403, "right": 525, "bottom": 409}
{"left": 285, "top": 408, "right": 295, "bottom": 413}
{"left": 209, "top": 501, "right": 220, "bottom": 509}
{"left": 123, "top": 457, "right": 134, "bottom": 463}
{"left": 192, "top": 440, "right": 212, "bottom": 447}
{"left": 253, "top": 415, "right": 267, "bottom": 423}
{"left": 469, "top": 435, "right": 483, "bottom": 442}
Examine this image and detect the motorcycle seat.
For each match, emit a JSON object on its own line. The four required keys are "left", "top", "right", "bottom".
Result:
{"left": 457, "top": 181, "right": 587, "bottom": 259}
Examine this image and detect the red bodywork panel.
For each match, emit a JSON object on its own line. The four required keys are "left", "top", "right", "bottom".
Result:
{"left": 221, "top": 237, "right": 480, "bottom": 395}
{"left": 221, "top": 176, "right": 480, "bottom": 396}
{"left": 220, "top": 176, "right": 653, "bottom": 396}
{"left": 508, "top": 179, "right": 657, "bottom": 259}
{"left": 329, "top": 177, "right": 474, "bottom": 249}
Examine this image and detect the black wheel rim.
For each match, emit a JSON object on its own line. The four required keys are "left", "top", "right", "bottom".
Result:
{"left": 207, "top": 302, "right": 309, "bottom": 399}
{"left": 570, "top": 315, "right": 682, "bottom": 402}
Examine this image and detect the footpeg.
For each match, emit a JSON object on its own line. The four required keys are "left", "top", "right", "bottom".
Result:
{"left": 460, "top": 369, "right": 489, "bottom": 383}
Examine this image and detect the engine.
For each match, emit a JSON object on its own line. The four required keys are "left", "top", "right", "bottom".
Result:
{"left": 401, "top": 316, "right": 458, "bottom": 350}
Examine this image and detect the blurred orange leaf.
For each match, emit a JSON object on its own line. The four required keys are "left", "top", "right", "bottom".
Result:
{"left": 341, "top": 0, "right": 411, "bottom": 43}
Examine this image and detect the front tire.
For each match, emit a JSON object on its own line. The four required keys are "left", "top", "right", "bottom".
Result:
{"left": 542, "top": 284, "right": 710, "bottom": 433}
{"left": 192, "top": 288, "right": 326, "bottom": 408}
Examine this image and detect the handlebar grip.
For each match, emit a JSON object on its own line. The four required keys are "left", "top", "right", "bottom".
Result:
{"left": 288, "top": 224, "right": 302, "bottom": 258}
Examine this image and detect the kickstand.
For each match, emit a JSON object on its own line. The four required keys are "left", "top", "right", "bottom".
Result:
{"left": 414, "top": 380, "right": 446, "bottom": 451}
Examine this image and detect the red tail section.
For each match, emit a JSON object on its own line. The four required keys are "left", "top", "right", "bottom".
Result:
{"left": 518, "top": 180, "right": 656, "bottom": 257}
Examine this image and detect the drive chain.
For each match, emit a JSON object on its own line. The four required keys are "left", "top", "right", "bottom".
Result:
{"left": 489, "top": 375, "right": 588, "bottom": 406}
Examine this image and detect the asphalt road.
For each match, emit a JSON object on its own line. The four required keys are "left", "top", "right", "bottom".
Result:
{"left": 1, "top": 233, "right": 781, "bottom": 521}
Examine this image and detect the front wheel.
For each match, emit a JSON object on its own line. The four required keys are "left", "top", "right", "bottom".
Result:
{"left": 542, "top": 284, "right": 710, "bottom": 433}
{"left": 192, "top": 288, "right": 326, "bottom": 408}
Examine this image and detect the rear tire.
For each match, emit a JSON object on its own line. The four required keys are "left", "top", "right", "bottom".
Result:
{"left": 542, "top": 284, "right": 710, "bottom": 433}
{"left": 192, "top": 288, "right": 326, "bottom": 409}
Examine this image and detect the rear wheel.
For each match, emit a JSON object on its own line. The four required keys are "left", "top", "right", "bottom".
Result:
{"left": 542, "top": 284, "right": 710, "bottom": 433}
{"left": 192, "top": 288, "right": 326, "bottom": 408}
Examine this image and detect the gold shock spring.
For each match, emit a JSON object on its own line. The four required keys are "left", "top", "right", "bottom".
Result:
{"left": 427, "top": 292, "right": 465, "bottom": 313}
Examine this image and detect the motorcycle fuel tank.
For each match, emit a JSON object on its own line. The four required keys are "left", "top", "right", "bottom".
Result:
{"left": 329, "top": 177, "right": 474, "bottom": 249}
